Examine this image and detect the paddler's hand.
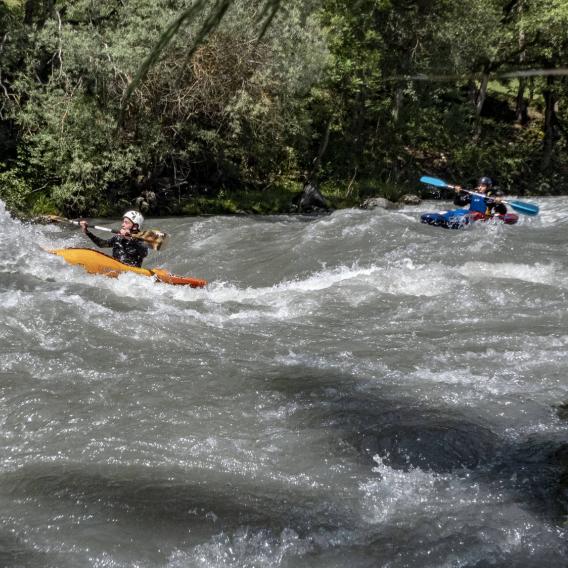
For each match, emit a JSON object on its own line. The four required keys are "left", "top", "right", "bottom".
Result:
{"left": 453, "top": 185, "right": 462, "bottom": 193}
{"left": 118, "top": 227, "right": 132, "bottom": 238}
{"left": 79, "top": 219, "right": 89, "bottom": 234}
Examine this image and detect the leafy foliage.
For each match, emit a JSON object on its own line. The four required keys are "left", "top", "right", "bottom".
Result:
{"left": 0, "top": 0, "right": 566, "bottom": 216}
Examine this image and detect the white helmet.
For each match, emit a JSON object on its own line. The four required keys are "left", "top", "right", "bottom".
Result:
{"left": 123, "top": 210, "right": 144, "bottom": 229}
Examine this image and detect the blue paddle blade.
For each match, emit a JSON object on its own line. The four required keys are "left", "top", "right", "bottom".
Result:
{"left": 419, "top": 176, "right": 451, "bottom": 188}
{"left": 508, "top": 200, "right": 539, "bottom": 216}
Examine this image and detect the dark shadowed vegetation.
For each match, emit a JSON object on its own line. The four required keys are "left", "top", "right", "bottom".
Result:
{"left": 0, "top": 0, "right": 566, "bottom": 216}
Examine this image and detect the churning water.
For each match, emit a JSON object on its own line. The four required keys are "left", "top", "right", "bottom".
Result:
{"left": 1, "top": 198, "right": 567, "bottom": 567}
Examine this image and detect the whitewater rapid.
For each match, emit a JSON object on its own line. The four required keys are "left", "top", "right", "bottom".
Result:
{"left": 0, "top": 198, "right": 567, "bottom": 567}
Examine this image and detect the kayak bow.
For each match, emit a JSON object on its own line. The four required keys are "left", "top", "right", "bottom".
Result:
{"left": 48, "top": 248, "right": 207, "bottom": 288}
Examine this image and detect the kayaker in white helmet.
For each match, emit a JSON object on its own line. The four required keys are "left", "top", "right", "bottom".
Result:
{"left": 79, "top": 210, "right": 149, "bottom": 267}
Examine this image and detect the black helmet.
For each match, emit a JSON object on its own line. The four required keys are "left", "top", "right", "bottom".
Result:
{"left": 478, "top": 176, "right": 493, "bottom": 188}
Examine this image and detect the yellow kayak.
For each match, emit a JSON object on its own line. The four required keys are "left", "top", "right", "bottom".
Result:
{"left": 49, "top": 248, "right": 207, "bottom": 288}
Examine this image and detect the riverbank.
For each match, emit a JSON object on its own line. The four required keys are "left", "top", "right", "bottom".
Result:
{"left": 11, "top": 178, "right": 418, "bottom": 219}
{"left": 5, "top": 172, "right": 551, "bottom": 221}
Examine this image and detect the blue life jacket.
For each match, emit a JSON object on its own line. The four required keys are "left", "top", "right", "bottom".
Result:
{"left": 468, "top": 194, "right": 488, "bottom": 214}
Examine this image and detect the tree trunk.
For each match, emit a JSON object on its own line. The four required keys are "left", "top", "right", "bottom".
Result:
{"left": 541, "top": 76, "right": 557, "bottom": 171}
{"left": 309, "top": 119, "right": 331, "bottom": 181}
{"left": 24, "top": 0, "right": 35, "bottom": 25}
{"left": 515, "top": 29, "right": 528, "bottom": 125}
{"left": 392, "top": 83, "right": 403, "bottom": 123}
{"left": 475, "top": 71, "right": 490, "bottom": 117}
{"left": 515, "top": 78, "right": 528, "bottom": 125}
{"left": 24, "top": 0, "right": 55, "bottom": 26}
{"left": 45, "top": 0, "right": 56, "bottom": 21}
{"left": 472, "top": 71, "right": 490, "bottom": 139}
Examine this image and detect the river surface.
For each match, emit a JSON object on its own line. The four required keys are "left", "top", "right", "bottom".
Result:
{"left": 1, "top": 198, "right": 567, "bottom": 567}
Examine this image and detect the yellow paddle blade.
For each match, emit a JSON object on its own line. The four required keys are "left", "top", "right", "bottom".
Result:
{"left": 42, "top": 214, "right": 69, "bottom": 224}
{"left": 133, "top": 229, "right": 169, "bottom": 251}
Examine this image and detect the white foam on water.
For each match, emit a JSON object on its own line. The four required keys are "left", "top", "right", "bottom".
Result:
{"left": 2, "top": 199, "right": 567, "bottom": 567}
{"left": 359, "top": 455, "right": 454, "bottom": 524}
{"left": 30, "top": 256, "right": 462, "bottom": 330}
{"left": 167, "top": 528, "right": 313, "bottom": 568}
{"left": 202, "top": 258, "right": 458, "bottom": 306}
{"left": 458, "top": 261, "right": 568, "bottom": 288}
{"left": 358, "top": 455, "right": 566, "bottom": 565}
{"left": 2, "top": 205, "right": 464, "bottom": 333}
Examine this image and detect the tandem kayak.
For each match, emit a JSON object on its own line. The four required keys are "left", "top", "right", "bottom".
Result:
{"left": 420, "top": 208, "right": 519, "bottom": 229}
{"left": 48, "top": 248, "right": 208, "bottom": 288}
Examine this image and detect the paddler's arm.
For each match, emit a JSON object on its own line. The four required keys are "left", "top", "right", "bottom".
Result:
{"left": 452, "top": 185, "right": 470, "bottom": 206}
{"left": 80, "top": 220, "right": 113, "bottom": 248}
{"left": 486, "top": 193, "right": 507, "bottom": 215}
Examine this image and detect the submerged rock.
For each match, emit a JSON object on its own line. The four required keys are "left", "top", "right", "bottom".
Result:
{"left": 360, "top": 197, "right": 398, "bottom": 210}
{"left": 398, "top": 193, "right": 422, "bottom": 205}
{"left": 556, "top": 401, "right": 568, "bottom": 420}
{"left": 291, "top": 181, "right": 330, "bottom": 213}
{"left": 357, "top": 417, "right": 499, "bottom": 472}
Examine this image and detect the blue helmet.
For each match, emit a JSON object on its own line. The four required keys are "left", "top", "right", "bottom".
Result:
{"left": 478, "top": 176, "right": 493, "bottom": 188}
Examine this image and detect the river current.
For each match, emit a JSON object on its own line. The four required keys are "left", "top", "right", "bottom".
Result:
{"left": 1, "top": 197, "right": 567, "bottom": 567}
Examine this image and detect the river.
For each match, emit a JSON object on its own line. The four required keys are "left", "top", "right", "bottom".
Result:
{"left": 1, "top": 197, "right": 567, "bottom": 567}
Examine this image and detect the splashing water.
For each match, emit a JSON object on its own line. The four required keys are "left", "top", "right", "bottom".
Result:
{"left": 0, "top": 198, "right": 567, "bottom": 567}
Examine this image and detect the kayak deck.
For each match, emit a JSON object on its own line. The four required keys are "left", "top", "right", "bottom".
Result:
{"left": 421, "top": 209, "right": 519, "bottom": 229}
{"left": 48, "top": 248, "right": 207, "bottom": 288}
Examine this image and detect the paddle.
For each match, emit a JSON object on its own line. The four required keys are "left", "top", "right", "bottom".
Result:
{"left": 45, "top": 215, "right": 169, "bottom": 251}
{"left": 419, "top": 176, "right": 540, "bottom": 216}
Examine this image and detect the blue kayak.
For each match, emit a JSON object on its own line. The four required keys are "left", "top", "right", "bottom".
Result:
{"left": 420, "top": 209, "right": 519, "bottom": 229}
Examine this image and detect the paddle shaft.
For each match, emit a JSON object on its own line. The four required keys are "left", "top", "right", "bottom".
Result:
{"left": 450, "top": 188, "right": 538, "bottom": 216}
{"left": 67, "top": 219, "right": 145, "bottom": 239}
{"left": 420, "top": 177, "right": 503, "bottom": 203}
{"left": 458, "top": 187, "right": 501, "bottom": 202}
{"left": 67, "top": 219, "right": 122, "bottom": 235}
{"left": 46, "top": 215, "right": 169, "bottom": 250}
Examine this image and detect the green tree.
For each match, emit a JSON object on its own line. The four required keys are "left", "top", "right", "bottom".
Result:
{"left": 1, "top": 0, "right": 329, "bottom": 214}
